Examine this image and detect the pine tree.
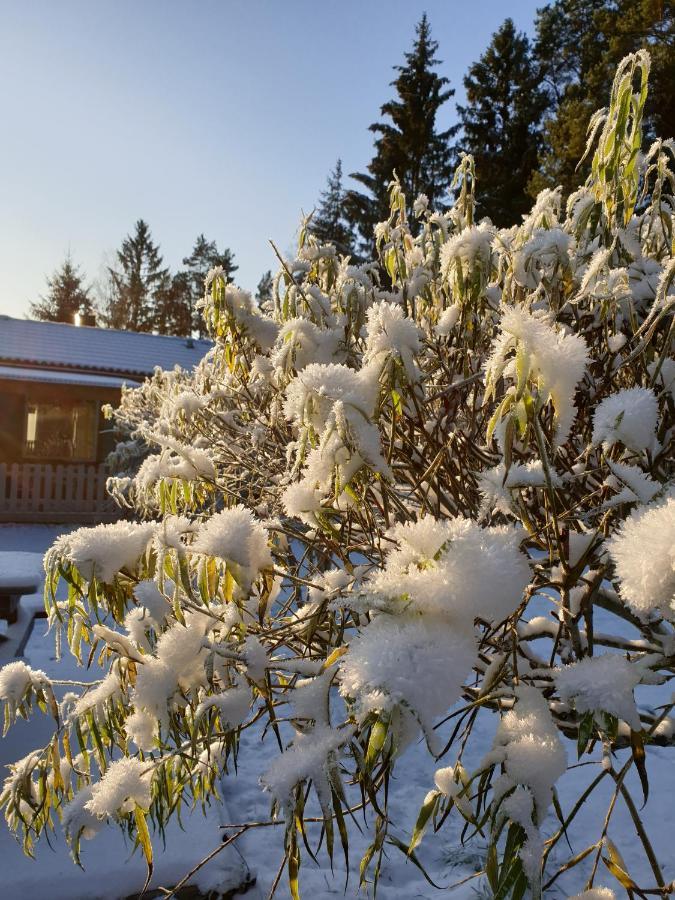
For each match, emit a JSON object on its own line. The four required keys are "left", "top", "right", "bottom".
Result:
{"left": 30, "top": 255, "right": 93, "bottom": 324}
{"left": 458, "top": 19, "right": 548, "bottom": 227}
{"left": 346, "top": 14, "right": 457, "bottom": 252}
{"left": 596, "top": 0, "right": 675, "bottom": 145}
{"left": 181, "top": 235, "right": 238, "bottom": 336}
{"left": 531, "top": 0, "right": 674, "bottom": 197}
{"left": 255, "top": 270, "right": 273, "bottom": 306}
{"left": 105, "top": 220, "right": 169, "bottom": 332}
{"left": 310, "top": 160, "right": 355, "bottom": 256}
{"left": 529, "top": 0, "right": 611, "bottom": 197}
{"left": 153, "top": 272, "right": 193, "bottom": 337}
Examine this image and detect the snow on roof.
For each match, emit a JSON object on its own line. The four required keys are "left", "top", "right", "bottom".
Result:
{"left": 0, "top": 365, "right": 141, "bottom": 389}
{"left": 0, "top": 316, "right": 212, "bottom": 377}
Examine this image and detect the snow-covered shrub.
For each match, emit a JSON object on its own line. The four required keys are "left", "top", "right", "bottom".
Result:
{"left": 2, "top": 51, "right": 674, "bottom": 897}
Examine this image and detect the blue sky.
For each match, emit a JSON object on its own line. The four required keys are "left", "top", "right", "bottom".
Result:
{"left": 0, "top": 0, "right": 541, "bottom": 318}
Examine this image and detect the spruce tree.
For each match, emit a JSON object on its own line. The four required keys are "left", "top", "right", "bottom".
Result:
{"left": 30, "top": 255, "right": 93, "bottom": 324}
{"left": 153, "top": 271, "right": 193, "bottom": 337}
{"left": 458, "top": 19, "right": 547, "bottom": 227}
{"left": 255, "top": 270, "right": 273, "bottom": 306}
{"left": 310, "top": 159, "right": 355, "bottom": 256}
{"left": 346, "top": 14, "right": 457, "bottom": 252}
{"left": 105, "top": 220, "right": 169, "bottom": 332}
{"left": 181, "top": 235, "right": 238, "bottom": 336}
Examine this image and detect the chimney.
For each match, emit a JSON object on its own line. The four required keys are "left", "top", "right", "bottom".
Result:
{"left": 74, "top": 312, "right": 97, "bottom": 327}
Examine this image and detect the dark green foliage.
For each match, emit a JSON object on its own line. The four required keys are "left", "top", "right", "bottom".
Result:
{"left": 458, "top": 19, "right": 547, "bottom": 226}
{"left": 180, "top": 234, "right": 238, "bottom": 336}
{"left": 309, "top": 159, "right": 355, "bottom": 256}
{"left": 30, "top": 255, "right": 93, "bottom": 324}
{"left": 153, "top": 271, "right": 193, "bottom": 337}
{"left": 346, "top": 14, "right": 457, "bottom": 253}
{"left": 104, "top": 219, "right": 169, "bottom": 332}
{"left": 531, "top": 0, "right": 675, "bottom": 198}
{"left": 256, "top": 270, "right": 273, "bottom": 306}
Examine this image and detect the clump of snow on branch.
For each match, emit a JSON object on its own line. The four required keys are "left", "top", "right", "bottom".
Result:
{"left": 555, "top": 653, "right": 643, "bottom": 730}
{"left": 485, "top": 305, "right": 589, "bottom": 445}
{"left": 485, "top": 686, "right": 566, "bottom": 888}
{"left": 46, "top": 521, "right": 155, "bottom": 584}
{"left": 85, "top": 757, "right": 153, "bottom": 818}
{"left": 592, "top": 386, "right": 659, "bottom": 452}
{"left": 191, "top": 504, "right": 273, "bottom": 587}
{"left": 607, "top": 490, "right": 675, "bottom": 619}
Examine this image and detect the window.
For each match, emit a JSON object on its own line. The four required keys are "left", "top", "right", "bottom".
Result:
{"left": 24, "top": 400, "right": 98, "bottom": 461}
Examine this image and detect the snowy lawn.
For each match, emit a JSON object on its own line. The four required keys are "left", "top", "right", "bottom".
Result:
{"left": 1, "top": 525, "right": 674, "bottom": 898}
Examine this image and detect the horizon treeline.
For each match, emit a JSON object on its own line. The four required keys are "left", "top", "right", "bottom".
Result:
{"left": 31, "top": 0, "right": 674, "bottom": 334}
{"left": 30, "top": 227, "right": 272, "bottom": 338}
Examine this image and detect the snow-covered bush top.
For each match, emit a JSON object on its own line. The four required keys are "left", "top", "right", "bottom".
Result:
{"left": 2, "top": 51, "right": 674, "bottom": 897}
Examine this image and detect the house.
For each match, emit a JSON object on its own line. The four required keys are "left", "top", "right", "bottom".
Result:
{"left": 0, "top": 316, "right": 212, "bottom": 523}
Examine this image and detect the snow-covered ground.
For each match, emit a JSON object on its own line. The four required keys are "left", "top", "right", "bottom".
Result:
{"left": 1, "top": 525, "right": 674, "bottom": 898}
{"left": 0, "top": 525, "right": 249, "bottom": 900}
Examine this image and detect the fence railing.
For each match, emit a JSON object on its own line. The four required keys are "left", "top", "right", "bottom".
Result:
{"left": 0, "top": 463, "right": 120, "bottom": 523}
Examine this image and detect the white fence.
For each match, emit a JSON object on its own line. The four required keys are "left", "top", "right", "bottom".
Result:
{"left": 0, "top": 463, "right": 120, "bottom": 523}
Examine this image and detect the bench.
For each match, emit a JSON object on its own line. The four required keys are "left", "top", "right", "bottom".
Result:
{"left": 0, "top": 552, "right": 42, "bottom": 625}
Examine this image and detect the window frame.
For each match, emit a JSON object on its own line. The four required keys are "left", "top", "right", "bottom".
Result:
{"left": 22, "top": 398, "right": 100, "bottom": 463}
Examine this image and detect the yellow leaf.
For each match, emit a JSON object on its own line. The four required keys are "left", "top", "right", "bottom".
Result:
{"left": 322, "top": 646, "right": 348, "bottom": 671}
{"left": 601, "top": 837, "right": 637, "bottom": 890}
{"left": 134, "top": 805, "right": 154, "bottom": 893}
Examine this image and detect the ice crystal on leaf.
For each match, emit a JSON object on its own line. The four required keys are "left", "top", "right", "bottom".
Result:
{"left": 607, "top": 490, "right": 675, "bottom": 619}
{"left": 592, "top": 386, "right": 659, "bottom": 452}
{"left": 363, "top": 300, "right": 422, "bottom": 385}
{"left": 485, "top": 305, "right": 589, "bottom": 445}
{"left": 486, "top": 686, "right": 566, "bottom": 888}
{"left": 571, "top": 890, "right": 616, "bottom": 900}
{"left": 191, "top": 504, "right": 273, "bottom": 587}
{"left": 434, "top": 303, "right": 461, "bottom": 335}
{"left": 364, "top": 516, "right": 530, "bottom": 626}
{"left": 513, "top": 227, "right": 574, "bottom": 290}
{"left": 85, "top": 757, "right": 153, "bottom": 818}
{"left": 0, "top": 661, "right": 48, "bottom": 704}
{"left": 46, "top": 521, "right": 155, "bottom": 584}
{"left": 62, "top": 786, "right": 102, "bottom": 842}
{"left": 339, "top": 616, "right": 476, "bottom": 752}
{"left": 283, "top": 362, "right": 379, "bottom": 432}
{"left": 261, "top": 725, "right": 354, "bottom": 816}
{"left": 440, "top": 223, "right": 495, "bottom": 300}
{"left": 555, "top": 653, "right": 643, "bottom": 731}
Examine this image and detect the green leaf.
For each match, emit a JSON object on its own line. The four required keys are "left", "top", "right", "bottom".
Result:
{"left": 332, "top": 789, "right": 350, "bottom": 880}
{"left": 134, "top": 805, "right": 154, "bottom": 896}
{"left": 386, "top": 835, "right": 445, "bottom": 890}
{"left": 391, "top": 388, "right": 403, "bottom": 417}
{"left": 365, "top": 716, "right": 389, "bottom": 770}
{"left": 288, "top": 828, "right": 301, "bottom": 900}
{"left": 577, "top": 711, "right": 595, "bottom": 758}
{"left": 495, "top": 856, "right": 525, "bottom": 900}
{"left": 408, "top": 790, "right": 440, "bottom": 855}
{"left": 486, "top": 841, "right": 499, "bottom": 891}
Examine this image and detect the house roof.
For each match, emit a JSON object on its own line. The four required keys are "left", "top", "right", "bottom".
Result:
{"left": 0, "top": 316, "right": 212, "bottom": 377}
{"left": 0, "top": 365, "right": 141, "bottom": 389}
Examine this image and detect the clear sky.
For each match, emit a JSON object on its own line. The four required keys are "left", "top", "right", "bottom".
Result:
{"left": 0, "top": 0, "right": 542, "bottom": 319}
